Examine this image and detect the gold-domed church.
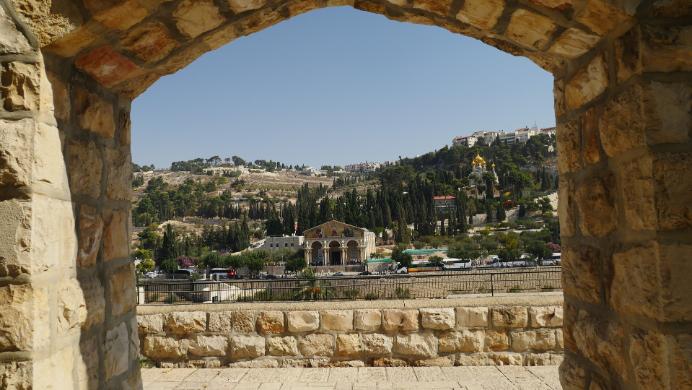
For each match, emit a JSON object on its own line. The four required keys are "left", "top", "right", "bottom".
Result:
{"left": 465, "top": 152, "right": 499, "bottom": 199}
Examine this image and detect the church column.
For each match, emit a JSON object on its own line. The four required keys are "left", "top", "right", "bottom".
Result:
{"left": 323, "top": 247, "right": 329, "bottom": 265}
{"left": 341, "top": 248, "right": 347, "bottom": 265}
{"left": 304, "top": 248, "right": 311, "bottom": 266}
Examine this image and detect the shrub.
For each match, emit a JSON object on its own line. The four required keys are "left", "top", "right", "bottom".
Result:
{"left": 394, "top": 287, "right": 411, "bottom": 299}
{"left": 364, "top": 292, "right": 379, "bottom": 300}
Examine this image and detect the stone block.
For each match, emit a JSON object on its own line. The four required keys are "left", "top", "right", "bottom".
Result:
{"left": 556, "top": 119, "right": 581, "bottom": 173}
{"left": 599, "top": 84, "right": 646, "bottom": 158}
{"left": 575, "top": 175, "right": 616, "bottom": 237}
{"left": 104, "top": 146, "right": 131, "bottom": 201}
{"left": 505, "top": 9, "right": 558, "bottom": 50}
{"left": 56, "top": 278, "right": 87, "bottom": 334}
{"left": 286, "top": 311, "right": 319, "bottom": 332}
{"left": 256, "top": 311, "right": 284, "bottom": 334}
{"left": 455, "top": 307, "right": 488, "bottom": 328}
{"left": 484, "top": 330, "right": 509, "bottom": 351}
{"left": 75, "top": 46, "right": 141, "bottom": 88}
{"left": 0, "top": 361, "right": 31, "bottom": 390}
{"left": 0, "top": 118, "right": 33, "bottom": 190}
{"left": 644, "top": 81, "right": 690, "bottom": 145}
{"left": 174, "top": 0, "right": 225, "bottom": 38}
{"left": 108, "top": 263, "right": 136, "bottom": 318}
{"left": 77, "top": 274, "right": 104, "bottom": 331}
{"left": 456, "top": 0, "right": 504, "bottom": 30}
{"left": 641, "top": 24, "right": 692, "bottom": 73}
{"left": 565, "top": 55, "right": 608, "bottom": 109}
{"left": 575, "top": 0, "right": 631, "bottom": 35}
{"left": 31, "top": 194, "right": 76, "bottom": 272}
{"left": 104, "top": 322, "right": 129, "bottom": 379}
{"left": 382, "top": 309, "right": 419, "bottom": 333}
{"left": 320, "top": 310, "right": 353, "bottom": 332}
{"left": 491, "top": 307, "right": 528, "bottom": 328}
{"left": 0, "top": 5, "right": 32, "bottom": 54}
{"left": 138, "top": 314, "right": 163, "bottom": 335}
{"left": 0, "top": 284, "right": 48, "bottom": 352}
{"left": 412, "top": 0, "right": 453, "bottom": 15}
{"left": 510, "top": 329, "right": 557, "bottom": 352}
{"left": 299, "top": 334, "right": 334, "bottom": 357}
{"left": 559, "top": 358, "right": 587, "bottom": 390}
{"left": 164, "top": 311, "right": 206, "bottom": 335}
{"left": 335, "top": 334, "right": 361, "bottom": 357}
{"left": 229, "top": 335, "right": 265, "bottom": 360}
{"left": 420, "top": 308, "right": 455, "bottom": 330}
{"left": 570, "top": 310, "right": 627, "bottom": 376}
{"left": 77, "top": 204, "right": 103, "bottom": 268}
{"left": 74, "top": 87, "right": 115, "bottom": 138}
{"left": 85, "top": 0, "right": 149, "bottom": 30}
{"left": 1, "top": 61, "right": 39, "bottom": 111}
{"left": 629, "top": 330, "right": 668, "bottom": 389}
{"left": 66, "top": 138, "right": 102, "bottom": 198}
{"left": 102, "top": 208, "right": 129, "bottom": 261}
{"left": 122, "top": 22, "right": 178, "bottom": 63}
{"left": 581, "top": 107, "right": 601, "bottom": 165}
{"left": 361, "top": 333, "right": 393, "bottom": 356}
{"left": 143, "top": 336, "right": 188, "bottom": 360}
{"left": 487, "top": 352, "right": 524, "bottom": 365}
{"left": 558, "top": 177, "right": 576, "bottom": 237}
{"left": 561, "top": 244, "right": 602, "bottom": 304}
{"left": 549, "top": 28, "right": 600, "bottom": 58}
{"left": 529, "top": 306, "right": 563, "bottom": 327}
{"left": 618, "top": 155, "right": 656, "bottom": 231}
{"left": 33, "top": 346, "right": 76, "bottom": 389}
{"left": 227, "top": 0, "right": 267, "bottom": 13}
{"left": 267, "top": 336, "right": 299, "bottom": 356}
{"left": 653, "top": 152, "right": 692, "bottom": 231}
{"left": 0, "top": 199, "right": 31, "bottom": 278}
{"left": 188, "top": 335, "right": 228, "bottom": 357}
{"left": 209, "top": 310, "right": 255, "bottom": 334}
{"left": 394, "top": 333, "right": 437, "bottom": 358}
{"left": 667, "top": 334, "right": 692, "bottom": 389}
{"left": 438, "top": 330, "right": 484, "bottom": 353}
{"left": 354, "top": 309, "right": 381, "bottom": 331}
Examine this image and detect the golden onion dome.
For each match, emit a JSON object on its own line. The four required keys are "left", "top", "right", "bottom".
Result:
{"left": 472, "top": 153, "right": 486, "bottom": 167}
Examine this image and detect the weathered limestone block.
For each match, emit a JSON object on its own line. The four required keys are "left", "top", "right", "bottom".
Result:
{"left": 505, "top": 9, "right": 558, "bottom": 50}
{"left": 438, "top": 330, "right": 484, "bottom": 353}
{"left": 77, "top": 204, "right": 103, "bottom": 268}
{"left": 549, "top": 28, "right": 600, "bottom": 58}
{"left": 33, "top": 346, "right": 77, "bottom": 389}
{"left": 84, "top": 0, "right": 149, "bottom": 30}
{"left": 575, "top": 0, "right": 631, "bottom": 35}
{"left": 1, "top": 62, "right": 39, "bottom": 112}
{"left": 455, "top": 352, "right": 493, "bottom": 366}
{"left": 121, "top": 22, "right": 178, "bottom": 63}
{"left": 565, "top": 55, "right": 608, "bottom": 109}
{"left": 455, "top": 0, "right": 504, "bottom": 30}
{"left": 0, "top": 5, "right": 32, "bottom": 54}
{"left": 74, "top": 87, "right": 115, "bottom": 138}
{"left": 562, "top": 244, "right": 601, "bottom": 304}
{"left": 354, "top": 309, "right": 381, "bottom": 331}
{"left": 173, "top": 0, "right": 224, "bottom": 38}
{"left": 412, "top": 0, "right": 453, "bottom": 15}
{"left": 31, "top": 194, "right": 76, "bottom": 271}
{"left": 143, "top": 336, "right": 188, "bottom": 360}
{"left": 0, "top": 361, "right": 31, "bottom": 390}
{"left": 0, "top": 118, "right": 33, "bottom": 190}
{"left": 209, "top": 310, "right": 255, "bottom": 334}
{"left": 570, "top": 310, "right": 627, "bottom": 376}
{"left": 420, "top": 308, "right": 455, "bottom": 330}
{"left": 559, "top": 358, "right": 587, "bottom": 389}
{"left": 484, "top": 330, "right": 509, "bottom": 351}
{"left": 188, "top": 335, "right": 228, "bottom": 357}
{"left": 104, "top": 322, "right": 130, "bottom": 379}
{"left": 510, "top": 329, "right": 557, "bottom": 352}
{"left": 76, "top": 44, "right": 142, "bottom": 88}
{"left": 65, "top": 138, "right": 102, "bottom": 198}
{"left": 320, "top": 310, "right": 353, "bottom": 332}
{"left": 491, "top": 307, "right": 528, "bottom": 328}
{"left": 0, "top": 284, "right": 48, "bottom": 352}
{"left": 394, "top": 334, "right": 437, "bottom": 358}
{"left": 102, "top": 208, "right": 129, "bottom": 262}
{"left": 286, "top": 311, "right": 319, "bottom": 332}
{"left": 558, "top": 177, "right": 576, "bottom": 237}
{"left": 618, "top": 155, "right": 656, "bottom": 231}
{"left": 556, "top": 119, "right": 581, "bottom": 173}
{"left": 336, "top": 334, "right": 361, "bottom": 357}
{"left": 108, "top": 263, "right": 136, "bottom": 318}
{"left": 138, "top": 314, "right": 163, "bottom": 335}
{"left": 56, "top": 278, "right": 87, "bottom": 333}
{"left": 529, "top": 306, "right": 563, "bottom": 328}
{"left": 487, "top": 352, "right": 524, "bottom": 365}
{"left": 228, "top": 0, "right": 267, "bottom": 13}
{"left": 256, "top": 311, "right": 284, "bottom": 334}
{"left": 266, "top": 336, "right": 299, "bottom": 356}
{"left": 668, "top": 334, "right": 692, "bottom": 388}
{"left": 628, "top": 330, "right": 668, "bottom": 389}
{"left": 524, "top": 352, "right": 563, "bottom": 366}
{"left": 580, "top": 108, "right": 601, "bottom": 165}
{"left": 455, "top": 307, "right": 488, "bottom": 328}
{"left": 382, "top": 309, "right": 419, "bottom": 333}
{"left": 0, "top": 199, "right": 31, "bottom": 278}
{"left": 361, "top": 333, "right": 393, "bottom": 356}
{"left": 599, "top": 84, "right": 646, "bottom": 158}
{"left": 79, "top": 275, "right": 105, "bottom": 330}
{"left": 230, "top": 335, "right": 265, "bottom": 360}
{"left": 644, "top": 81, "right": 691, "bottom": 145}
{"left": 164, "top": 311, "right": 206, "bottom": 335}
{"left": 575, "top": 175, "right": 616, "bottom": 237}
{"left": 653, "top": 152, "right": 691, "bottom": 231}
{"left": 104, "top": 146, "right": 131, "bottom": 201}
{"left": 299, "top": 334, "right": 334, "bottom": 357}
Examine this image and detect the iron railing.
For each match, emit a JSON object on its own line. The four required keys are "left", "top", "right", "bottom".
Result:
{"left": 136, "top": 267, "right": 562, "bottom": 304}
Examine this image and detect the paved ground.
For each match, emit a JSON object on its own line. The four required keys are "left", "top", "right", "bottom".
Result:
{"left": 143, "top": 366, "right": 562, "bottom": 390}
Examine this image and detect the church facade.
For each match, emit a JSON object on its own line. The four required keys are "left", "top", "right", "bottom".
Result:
{"left": 465, "top": 153, "right": 499, "bottom": 199}
{"left": 303, "top": 220, "right": 376, "bottom": 267}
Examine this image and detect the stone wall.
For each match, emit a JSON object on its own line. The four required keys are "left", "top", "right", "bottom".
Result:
{"left": 137, "top": 295, "right": 564, "bottom": 368}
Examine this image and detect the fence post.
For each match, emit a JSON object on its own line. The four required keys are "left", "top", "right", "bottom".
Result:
{"left": 490, "top": 273, "right": 494, "bottom": 297}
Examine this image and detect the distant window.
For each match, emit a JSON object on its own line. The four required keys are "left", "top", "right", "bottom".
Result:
{"left": 291, "top": 243, "right": 294, "bottom": 246}
{"left": 285, "top": 243, "right": 288, "bottom": 247}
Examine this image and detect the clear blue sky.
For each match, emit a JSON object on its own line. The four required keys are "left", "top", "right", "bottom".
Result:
{"left": 131, "top": 7, "right": 554, "bottom": 169}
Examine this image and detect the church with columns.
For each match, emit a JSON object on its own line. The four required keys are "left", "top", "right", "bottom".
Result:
{"left": 303, "top": 220, "right": 376, "bottom": 267}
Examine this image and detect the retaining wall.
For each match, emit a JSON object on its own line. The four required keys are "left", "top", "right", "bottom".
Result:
{"left": 137, "top": 294, "right": 563, "bottom": 368}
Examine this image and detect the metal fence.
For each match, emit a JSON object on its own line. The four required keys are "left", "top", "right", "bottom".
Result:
{"left": 137, "top": 267, "right": 562, "bottom": 304}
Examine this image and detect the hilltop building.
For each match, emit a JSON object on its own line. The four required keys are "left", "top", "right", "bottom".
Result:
{"left": 433, "top": 195, "right": 456, "bottom": 215}
{"left": 344, "top": 161, "right": 381, "bottom": 173}
{"left": 303, "top": 220, "right": 376, "bottom": 267}
{"left": 452, "top": 126, "right": 555, "bottom": 147}
{"left": 465, "top": 153, "right": 499, "bottom": 199}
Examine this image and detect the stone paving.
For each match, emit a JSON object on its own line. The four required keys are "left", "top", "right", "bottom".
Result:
{"left": 143, "top": 366, "right": 562, "bottom": 389}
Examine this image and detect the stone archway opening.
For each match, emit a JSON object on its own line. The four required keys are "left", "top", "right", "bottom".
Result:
{"left": 347, "top": 239, "right": 360, "bottom": 263}
{"left": 310, "top": 241, "right": 324, "bottom": 265}
{"left": 328, "top": 240, "right": 342, "bottom": 266}
{"left": 1, "top": 0, "right": 689, "bottom": 389}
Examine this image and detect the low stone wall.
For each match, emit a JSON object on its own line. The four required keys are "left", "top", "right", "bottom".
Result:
{"left": 137, "top": 294, "right": 563, "bottom": 368}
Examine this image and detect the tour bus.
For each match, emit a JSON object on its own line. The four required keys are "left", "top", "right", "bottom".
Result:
{"left": 442, "top": 258, "right": 472, "bottom": 271}
{"left": 406, "top": 260, "right": 441, "bottom": 273}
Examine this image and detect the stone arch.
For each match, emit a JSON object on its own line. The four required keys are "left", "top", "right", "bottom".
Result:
{"left": 0, "top": 0, "right": 690, "bottom": 389}
{"left": 328, "top": 240, "right": 341, "bottom": 266}
{"left": 347, "top": 239, "right": 360, "bottom": 263}
{"left": 310, "top": 240, "right": 324, "bottom": 265}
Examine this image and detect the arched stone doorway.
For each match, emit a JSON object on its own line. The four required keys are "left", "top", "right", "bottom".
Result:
{"left": 310, "top": 241, "right": 324, "bottom": 265}
{"left": 0, "top": 0, "right": 689, "bottom": 389}
{"left": 328, "top": 241, "right": 342, "bottom": 266}
{"left": 347, "top": 240, "right": 360, "bottom": 263}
